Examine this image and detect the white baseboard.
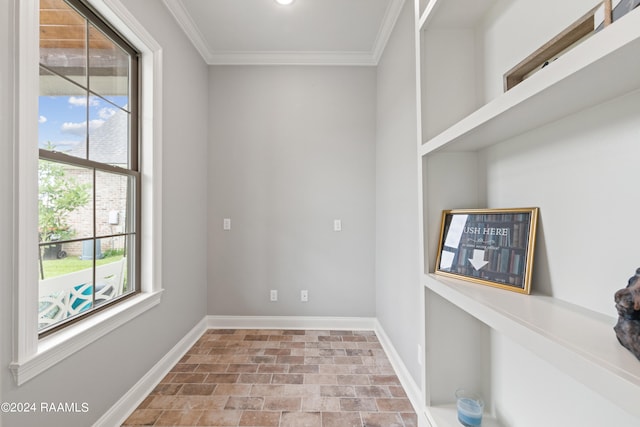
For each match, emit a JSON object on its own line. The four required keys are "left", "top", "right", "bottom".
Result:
{"left": 92, "top": 317, "right": 208, "bottom": 427}
{"left": 96, "top": 315, "right": 429, "bottom": 427}
{"left": 206, "top": 314, "right": 377, "bottom": 331}
{"left": 374, "top": 319, "right": 430, "bottom": 427}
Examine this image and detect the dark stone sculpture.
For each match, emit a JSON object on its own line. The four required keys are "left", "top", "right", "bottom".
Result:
{"left": 614, "top": 268, "right": 640, "bottom": 361}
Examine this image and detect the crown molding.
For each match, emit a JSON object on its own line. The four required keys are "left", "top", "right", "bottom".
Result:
{"left": 162, "top": 0, "right": 404, "bottom": 66}
{"left": 372, "top": 0, "right": 405, "bottom": 64}
{"left": 162, "top": 0, "right": 214, "bottom": 63}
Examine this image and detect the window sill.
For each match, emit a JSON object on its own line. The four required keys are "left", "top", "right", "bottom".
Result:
{"left": 10, "top": 290, "right": 163, "bottom": 386}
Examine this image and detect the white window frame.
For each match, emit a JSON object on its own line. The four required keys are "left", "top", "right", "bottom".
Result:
{"left": 10, "top": 0, "right": 164, "bottom": 386}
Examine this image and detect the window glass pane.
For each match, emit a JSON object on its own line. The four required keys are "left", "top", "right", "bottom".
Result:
{"left": 38, "top": 236, "right": 130, "bottom": 331}
{"left": 88, "top": 24, "right": 130, "bottom": 109}
{"left": 88, "top": 96, "right": 129, "bottom": 166}
{"left": 38, "top": 239, "right": 96, "bottom": 331}
{"left": 40, "top": 0, "right": 87, "bottom": 87}
{"left": 39, "top": 66, "right": 88, "bottom": 158}
{"left": 37, "top": 0, "right": 139, "bottom": 334}
{"left": 94, "top": 236, "right": 128, "bottom": 307}
{"left": 38, "top": 160, "right": 93, "bottom": 244}
{"left": 95, "top": 170, "right": 134, "bottom": 235}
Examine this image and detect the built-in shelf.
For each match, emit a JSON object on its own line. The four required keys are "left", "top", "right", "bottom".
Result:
{"left": 419, "top": 5, "right": 640, "bottom": 156}
{"left": 416, "top": 0, "right": 640, "bottom": 424}
{"left": 423, "top": 273, "right": 640, "bottom": 419}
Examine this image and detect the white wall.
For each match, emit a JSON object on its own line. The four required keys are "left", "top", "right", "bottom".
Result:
{"left": 0, "top": 1, "right": 209, "bottom": 426}
{"left": 375, "top": 1, "right": 422, "bottom": 384}
{"left": 207, "top": 66, "right": 376, "bottom": 317}
{"left": 491, "top": 332, "right": 639, "bottom": 426}
{"left": 483, "top": 90, "right": 640, "bottom": 317}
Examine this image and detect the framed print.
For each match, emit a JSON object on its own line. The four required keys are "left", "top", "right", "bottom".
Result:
{"left": 435, "top": 208, "right": 539, "bottom": 294}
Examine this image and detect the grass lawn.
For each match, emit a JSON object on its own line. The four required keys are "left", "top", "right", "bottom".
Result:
{"left": 40, "top": 255, "right": 123, "bottom": 279}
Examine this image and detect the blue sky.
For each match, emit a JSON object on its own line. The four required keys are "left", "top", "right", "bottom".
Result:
{"left": 38, "top": 95, "right": 128, "bottom": 153}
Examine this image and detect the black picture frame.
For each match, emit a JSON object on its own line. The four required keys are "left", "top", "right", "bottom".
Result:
{"left": 435, "top": 208, "right": 539, "bottom": 294}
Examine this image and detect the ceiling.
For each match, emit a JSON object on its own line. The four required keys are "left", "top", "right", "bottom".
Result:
{"left": 161, "top": 0, "right": 405, "bottom": 66}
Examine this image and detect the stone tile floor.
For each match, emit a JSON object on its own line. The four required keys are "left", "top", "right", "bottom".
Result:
{"left": 122, "top": 329, "right": 417, "bottom": 426}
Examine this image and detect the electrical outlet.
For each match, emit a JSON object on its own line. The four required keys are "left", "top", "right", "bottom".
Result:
{"left": 223, "top": 218, "right": 231, "bottom": 230}
{"left": 270, "top": 290, "right": 278, "bottom": 301}
{"left": 300, "top": 290, "right": 308, "bottom": 302}
{"left": 333, "top": 219, "right": 342, "bottom": 232}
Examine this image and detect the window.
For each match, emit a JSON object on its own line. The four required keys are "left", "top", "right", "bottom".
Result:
{"left": 38, "top": 0, "right": 140, "bottom": 335}
{"left": 11, "top": 0, "right": 162, "bottom": 385}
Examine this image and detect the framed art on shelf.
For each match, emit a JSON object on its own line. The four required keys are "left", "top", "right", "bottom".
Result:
{"left": 435, "top": 208, "right": 539, "bottom": 294}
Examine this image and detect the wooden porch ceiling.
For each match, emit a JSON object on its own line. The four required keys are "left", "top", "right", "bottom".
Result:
{"left": 40, "top": 0, "right": 113, "bottom": 50}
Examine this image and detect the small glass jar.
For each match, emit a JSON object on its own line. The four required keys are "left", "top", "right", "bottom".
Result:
{"left": 455, "top": 389, "right": 484, "bottom": 427}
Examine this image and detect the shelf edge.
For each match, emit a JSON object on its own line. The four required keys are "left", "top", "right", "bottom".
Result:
{"left": 420, "top": 7, "right": 640, "bottom": 155}
{"left": 424, "top": 273, "right": 640, "bottom": 418}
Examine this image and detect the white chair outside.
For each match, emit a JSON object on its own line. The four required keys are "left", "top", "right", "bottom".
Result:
{"left": 38, "top": 257, "right": 126, "bottom": 329}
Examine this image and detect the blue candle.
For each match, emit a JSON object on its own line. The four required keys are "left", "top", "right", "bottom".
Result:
{"left": 456, "top": 396, "right": 483, "bottom": 426}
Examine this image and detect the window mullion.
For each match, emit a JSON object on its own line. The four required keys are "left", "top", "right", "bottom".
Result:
{"left": 39, "top": 149, "right": 139, "bottom": 177}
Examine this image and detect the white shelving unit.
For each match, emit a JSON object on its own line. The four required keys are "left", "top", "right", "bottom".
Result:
{"left": 419, "top": 1, "right": 640, "bottom": 155}
{"left": 415, "top": 0, "right": 640, "bottom": 426}
{"left": 424, "top": 274, "right": 640, "bottom": 418}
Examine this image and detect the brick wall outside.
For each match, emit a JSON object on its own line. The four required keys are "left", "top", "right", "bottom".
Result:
{"left": 61, "top": 167, "right": 130, "bottom": 257}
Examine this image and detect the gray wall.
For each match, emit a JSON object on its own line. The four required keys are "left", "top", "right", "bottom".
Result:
{"left": 375, "top": 1, "right": 422, "bottom": 383}
{"left": 0, "top": 1, "right": 209, "bottom": 426}
{"left": 208, "top": 66, "right": 377, "bottom": 317}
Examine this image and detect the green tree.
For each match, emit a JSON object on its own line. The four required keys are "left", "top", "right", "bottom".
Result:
{"left": 38, "top": 153, "right": 91, "bottom": 242}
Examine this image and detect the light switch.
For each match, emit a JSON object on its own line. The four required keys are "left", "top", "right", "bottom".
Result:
{"left": 333, "top": 219, "right": 342, "bottom": 232}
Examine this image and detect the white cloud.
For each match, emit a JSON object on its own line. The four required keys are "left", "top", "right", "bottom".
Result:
{"left": 98, "top": 107, "right": 116, "bottom": 120}
{"left": 68, "top": 96, "right": 99, "bottom": 107}
{"left": 68, "top": 96, "right": 86, "bottom": 107}
{"left": 39, "top": 115, "right": 47, "bottom": 123}
{"left": 61, "top": 122, "right": 84, "bottom": 135}
{"left": 60, "top": 119, "right": 105, "bottom": 135}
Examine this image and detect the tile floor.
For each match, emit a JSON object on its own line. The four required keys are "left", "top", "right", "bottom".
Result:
{"left": 123, "top": 329, "right": 418, "bottom": 426}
